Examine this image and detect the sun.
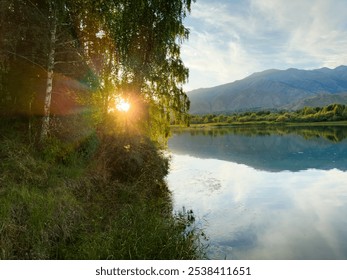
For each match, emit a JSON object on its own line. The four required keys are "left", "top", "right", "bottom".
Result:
{"left": 116, "top": 98, "right": 130, "bottom": 112}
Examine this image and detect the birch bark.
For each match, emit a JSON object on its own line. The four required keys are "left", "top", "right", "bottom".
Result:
{"left": 40, "top": 7, "right": 57, "bottom": 141}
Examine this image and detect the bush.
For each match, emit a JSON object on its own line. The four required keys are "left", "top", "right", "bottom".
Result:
{"left": 96, "top": 134, "right": 169, "bottom": 185}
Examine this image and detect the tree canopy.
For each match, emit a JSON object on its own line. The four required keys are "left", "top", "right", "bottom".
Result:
{"left": 0, "top": 0, "right": 193, "bottom": 140}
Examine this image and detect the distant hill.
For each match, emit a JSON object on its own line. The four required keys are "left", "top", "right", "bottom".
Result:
{"left": 188, "top": 66, "right": 347, "bottom": 114}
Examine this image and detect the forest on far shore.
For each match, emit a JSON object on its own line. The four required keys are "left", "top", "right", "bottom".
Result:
{"left": 189, "top": 103, "right": 347, "bottom": 125}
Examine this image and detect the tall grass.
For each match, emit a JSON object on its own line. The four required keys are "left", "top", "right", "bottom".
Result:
{"left": 0, "top": 117, "right": 205, "bottom": 259}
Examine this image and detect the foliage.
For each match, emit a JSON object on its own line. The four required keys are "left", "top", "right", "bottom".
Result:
{"left": 190, "top": 103, "right": 347, "bottom": 125}
{"left": 0, "top": 0, "right": 193, "bottom": 142}
{"left": 97, "top": 134, "right": 169, "bottom": 184}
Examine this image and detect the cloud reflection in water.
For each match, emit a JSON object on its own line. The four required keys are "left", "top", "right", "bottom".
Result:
{"left": 167, "top": 154, "right": 347, "bottom": 259}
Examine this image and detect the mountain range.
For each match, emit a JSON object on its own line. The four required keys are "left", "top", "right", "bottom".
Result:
{"left": 188, "top": 65, "right": 347, "bottom": 114}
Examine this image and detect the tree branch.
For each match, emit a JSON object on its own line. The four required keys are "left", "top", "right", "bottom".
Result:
{"left": 4, "top": 50, "right": 47, "bottom": 72}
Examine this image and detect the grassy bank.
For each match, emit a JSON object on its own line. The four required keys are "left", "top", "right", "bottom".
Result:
{"left": 0, "top": 117, "right": 205, "bottom": 259}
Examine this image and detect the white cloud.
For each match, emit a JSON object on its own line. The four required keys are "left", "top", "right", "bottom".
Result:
{"left": 168, "top": 154, "right": 347, "bottom": 259}
{"left": 181, "top": 0, "right": 285, "bottom": 90}
{"left": 182, "top": 0, "right": 347, "bottom": 91}
{"left": 252, "top": 0, "right": 347, "bottom": 66}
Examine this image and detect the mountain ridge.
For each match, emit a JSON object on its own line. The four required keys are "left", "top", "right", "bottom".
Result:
{"left": 188, "top": 66, "right": 347, "bottom": 114}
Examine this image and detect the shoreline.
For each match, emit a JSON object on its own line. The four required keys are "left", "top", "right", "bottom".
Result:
{"left": 171, "top": 120, "right": 347, "bottom": 130}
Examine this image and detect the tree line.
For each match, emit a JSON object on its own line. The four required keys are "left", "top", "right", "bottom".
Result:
{"left": 190, "top": 104, "right": 347, "bottom": 124}
{"left": 0, "top": 0, "right": 192, "bottom": 141}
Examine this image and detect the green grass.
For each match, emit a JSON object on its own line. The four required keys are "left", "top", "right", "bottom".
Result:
{"left": 0, "top": 117, "right": 206, "bottom": 260}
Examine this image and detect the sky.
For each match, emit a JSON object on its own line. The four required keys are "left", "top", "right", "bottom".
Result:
{"left": 181, "top": 0, "right": 347, "bottom": 91}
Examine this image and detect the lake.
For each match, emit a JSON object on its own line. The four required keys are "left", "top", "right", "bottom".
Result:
{"left": 167, "top": 125, "right": 347, "bottom": 259}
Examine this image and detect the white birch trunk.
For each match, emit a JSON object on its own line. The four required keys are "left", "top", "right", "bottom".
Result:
{"left": 40, "top": 11, "right": 57, "bottom": 141}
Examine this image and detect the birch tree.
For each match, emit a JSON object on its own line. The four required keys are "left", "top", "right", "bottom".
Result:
{"left": 82, "top": 0, "right": 193, "bottom": 137}
{"left": 40, "top": 1, "right": 57, "bottom": 140}
{"left": 1, "top": 0, "right": 194, "bottom": 141}
{"left": 1, "top": 0, "right": 83, "bottom": 139}
{"left": 39, "top": 0, "right": 86, "bottom": 140}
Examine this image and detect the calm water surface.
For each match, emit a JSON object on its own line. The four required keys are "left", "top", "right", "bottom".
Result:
{"left": 167, "top": 126, "right": 347, "bottom": 259}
